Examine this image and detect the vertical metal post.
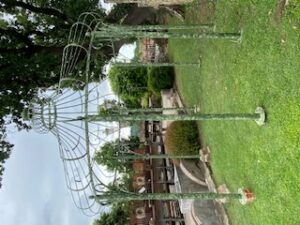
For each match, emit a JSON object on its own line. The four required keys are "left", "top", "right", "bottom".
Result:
{"left": 81, "top": 107, "right": 266, "bottom": 125}
{"left": 111, "top": 62, "right": 200, "bottom": 67}
{"left": 93, "top": 24, "right": 242, "bottom": 41}
{"left": 91, "top": 192, "right": 242, "bottom": 201}
{"left": 114, "top": 153, "right": 200, "bottom": 160}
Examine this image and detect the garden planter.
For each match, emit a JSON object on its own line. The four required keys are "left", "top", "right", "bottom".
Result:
{"left": 238, "top": 188, "right": 255, "bottom": 205}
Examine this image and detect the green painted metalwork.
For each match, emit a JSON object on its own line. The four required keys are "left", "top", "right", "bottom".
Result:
{"left": 111, "top": 62, "right": 200, "bottom": 67}
{"left": 117, "top": 107, "right": 196, "bottom": 114}
{"left": 21, "top": 12, "right": 255, "bottom": 214}
{"left": 112, "top": 153, "right": 200, "bottom": 160}
{"left": 89, "top": 19, "right": 241, "bottom": 69}
{"left": 108, "top": 24, "right": 214, "bottom": 31}
{"left": 79, "top": 112, "right": 261, "bottom": 122}
{"left": 94, "top": 24, "right": 240, "bottom": 40}
{"left": 94, "top": 30, "right": 241, "bottom": 40}
{"left": 90, "top": 23, "right": 242, "bottom": 69}
{"left": 91, "top": 191, "right": 242, "bottom": 201}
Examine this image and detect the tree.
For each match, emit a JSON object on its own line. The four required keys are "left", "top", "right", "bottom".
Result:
{"left": 147, "top": 66, "right": 174, "bottom": 96}
{"left": 0, "top": 1, "right": 159, "bottom": 133}
{"left": 0, "top": 0, "right": 106, "bottom": 120}
{"left": 0, "top": 0, "right": 159, "bottom": 189}
{"left": 93, "top": 202, "right": 130, "bottom": 225}
{"left": 94, "top": 136, "right": 140, "bottom": 173}
{"left": 109, "top": 66, "right": 148, "bottom": 108}
{"left": 0, "top": 0, "right": 106, "bottom": 189}
{"left": 0, "top": 0, "right": 104, "bottom": 117}
{"left": 0, "top": 138, "right": 13, "bottom": 188}
{"left": 0, "top": 0, "right": 161, "bottom": 136}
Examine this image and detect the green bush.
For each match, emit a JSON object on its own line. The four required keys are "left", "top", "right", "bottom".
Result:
{"left": 165, "top": 121, "right": 200, "bottom": 156}
{"left": 147, "top": 67, "right": 174, "bottom": 96}
{"left": 109, "top": 65, "right": 148, "bottom": 108}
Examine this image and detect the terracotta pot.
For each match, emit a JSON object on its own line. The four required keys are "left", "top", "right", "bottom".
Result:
{"left": 238, "top": 188, "right": 255, "bottom": 205}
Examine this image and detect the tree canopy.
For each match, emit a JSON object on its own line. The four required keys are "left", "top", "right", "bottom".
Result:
{"left": 0, "top": 0, "right": 104, "bottom": 126}
{"left": 108, "top": 65, "right": 148, "bottom": 108}
{"left": 0, "top": 0, "right": 158, "bottom": 189}
{"left": 94, "top": 136, "right": 140, "bottom": 173}
{"left": 0, "top": 0, "right": 156, "bottom": 135}
{"left": 93, "top": 202, "right": 130, "bottom": 225}
{"left": 0, "top": 139, "right": 12, "bottom": 188}
{"left": 0, "top": 0, "right": 106, "bottom": 189}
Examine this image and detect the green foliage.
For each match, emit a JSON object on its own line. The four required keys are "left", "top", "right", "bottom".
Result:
{"left": 165, "top": 121, "right": 200, "bottom": 156}
{"left": 63, "top": 0, "right": 103, "bottom": 20}
{"left": 147, "top": 67, "right": 174, "bottom": 96}
{"left": 108, "top": 66, "right": 148, "bottom": 108}
{"left": 58, "top": 78, "right": 85, "bottom": 90}
{"left": 0, "top": 0, "right": 155, "bottom": 189}
{"left": 0, "top": 0, "right": 106, "bottom": 188}
{"left": 93, "top": 202, "right": 129, "bottom": 225}
{"left": 0, "top": 0, "right": 136, "bottom": 129}
{"left": 0, "top": 138, "right": 13, "bottom": 188}
{"left": 106, "top": 4, "right": 134, "bottom": 23}
{"left": 94, "top": 136, "right": 140, "bottom": 173}
{"left": 108, "top": 66, "right": 175, "bottom": 106}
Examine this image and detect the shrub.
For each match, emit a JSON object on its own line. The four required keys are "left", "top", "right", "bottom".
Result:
{"left": 147, "top": 67, "right": 174, "bottom": 96}
{"left": 109, "top": 65, "right": 148, "bottom": 107}
{"left": 165, "top": 121, "right": 200, "bottom": 156}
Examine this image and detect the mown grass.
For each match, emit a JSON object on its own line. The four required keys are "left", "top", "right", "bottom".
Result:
{"left": 168, "top": 1, "right": 300, "bottom": 224}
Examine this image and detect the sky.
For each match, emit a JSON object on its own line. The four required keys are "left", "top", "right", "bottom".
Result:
{"left": 0, "top": 131, "right": 94, "bottom": 225}
{"left": 0, "top": 42, "right": 136, "bottom": 225}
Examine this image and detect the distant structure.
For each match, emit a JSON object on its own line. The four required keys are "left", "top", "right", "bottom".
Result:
{"left": 140, "top": 38, "right": 166, "bottom": 63}
{"left": 129, "top": 121, "right": 185, "bottom": 225}
{"left": 104, "top": 0, "right": 193, "bottom": 8}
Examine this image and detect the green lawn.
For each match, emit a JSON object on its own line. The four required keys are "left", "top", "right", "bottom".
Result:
{"left": 168, "top": 1, "right": 300, "bottom": 224}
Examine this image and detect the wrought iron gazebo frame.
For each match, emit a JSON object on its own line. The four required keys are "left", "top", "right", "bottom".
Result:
{"left": 22, "top": 12, "right": 260, "bottom": 215}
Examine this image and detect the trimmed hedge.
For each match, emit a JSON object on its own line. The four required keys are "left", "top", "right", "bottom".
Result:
{"left": 165, "top": 121, "right": 200, "bottom": 156}
{"left": 147, "top": 67, "right": 174, "bottom": 96}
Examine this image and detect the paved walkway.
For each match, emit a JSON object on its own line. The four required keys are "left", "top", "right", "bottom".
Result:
{"left": 161, "top": 89, "right": 229, "bottom": 225}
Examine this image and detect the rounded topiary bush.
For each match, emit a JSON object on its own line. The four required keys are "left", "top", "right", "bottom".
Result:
{"left": 165, "top": 121, "right": 200, "bottom": 156}
{"left": 147, "top": 67, "right": 174, "bottom": 96}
